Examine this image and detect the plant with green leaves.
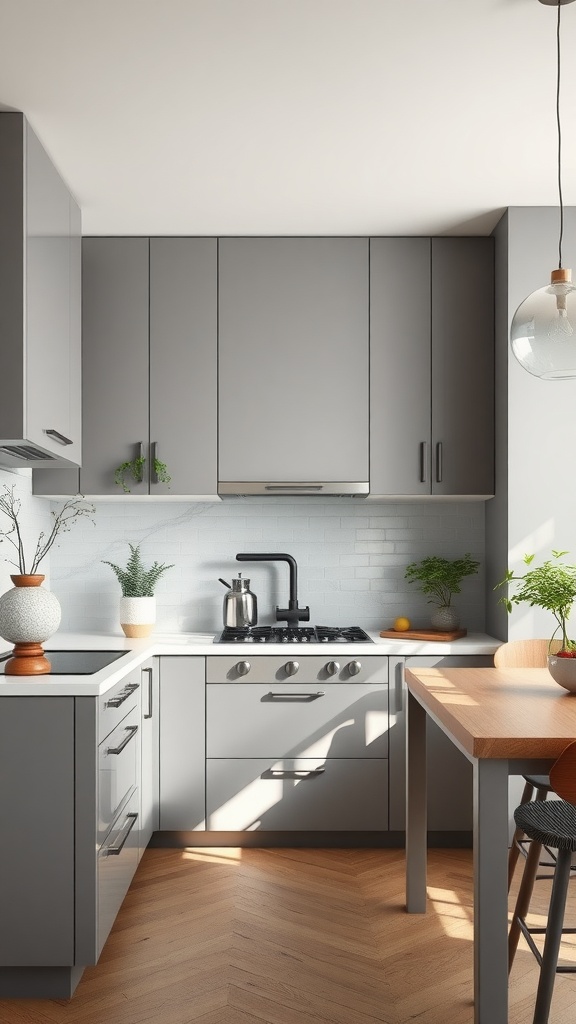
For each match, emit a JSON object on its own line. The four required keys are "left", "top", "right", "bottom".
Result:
{"left": 495, "top": 550, "right": 576, "bottom": 654}
{"left": 102, "top": 543, "right": 174, "bottom": 597}
{"left": 114, "top": 455, "right": 171, "bottom": 493}
{"left": 404, "top": 553, "right": 480, "bottom": 608}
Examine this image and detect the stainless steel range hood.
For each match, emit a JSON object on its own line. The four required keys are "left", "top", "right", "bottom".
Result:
{"left": 218, "top": 481, "right": 369, "bottom": 497}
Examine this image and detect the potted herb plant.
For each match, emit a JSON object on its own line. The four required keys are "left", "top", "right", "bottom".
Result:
{"left": 495, "top": 550, "right": 576, "bottom": 689}
{"left": 404, "top": 552, "right": 480, "bottom": 631}
{"left": 103, "top": 543, "right": 174, "bottom": 637}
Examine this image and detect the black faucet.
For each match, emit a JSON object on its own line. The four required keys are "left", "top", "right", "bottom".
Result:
{"left": 236, "top": 552, "right": 310, "bottom": 626}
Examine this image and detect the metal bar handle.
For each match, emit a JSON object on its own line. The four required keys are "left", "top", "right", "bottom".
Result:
{"left": 106, "top": 682, "right": 139, "bottom": 709}
{"left": 142, "top": 667, "right": 153, "bottom": 719}
{"left": 107, "top": 725, "right": 138, "bottom": 756}
{"left": 45, "top": 429, "right": 73, "bottom": 446}
{"left": 419, "top": 441, "right": 428, "bottom": 483}
{"left": 268, "top": 767, "right": 326, "bottom": 777}
{"left": 104, "top": 813, "right": 138, "bottom": 856}
{"left": 265, "top": 485, "right": 323, "bottom": 492}
{"left": 150, "top": 441, "right": 158, "bottom": 484}
{"left": 436, "top": 441, "right": 443, "bottom": 483}
{"left": 266, "top": 691, "right": 326, "bottom": 700}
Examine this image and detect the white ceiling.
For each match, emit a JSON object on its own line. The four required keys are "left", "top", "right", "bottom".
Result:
{"left": 1, "top": 0, "right": 575, "bottom": 237}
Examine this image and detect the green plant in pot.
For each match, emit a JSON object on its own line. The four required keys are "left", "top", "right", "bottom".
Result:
{"left": 404, "top": 553, "right": 480, "bottom": 631}
{"left": 495, "top": 550, "right": 576, "bottom": 690}
{"left": 103, "top": 543, "right": 174, "bottom": 637}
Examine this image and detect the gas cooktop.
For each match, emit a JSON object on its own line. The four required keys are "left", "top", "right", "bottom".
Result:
{"left": 216, "top": 626, "right": 373, "bottom": 644}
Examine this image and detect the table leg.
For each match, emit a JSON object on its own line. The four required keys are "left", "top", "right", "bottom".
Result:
{"left": 406, "top": 690, "right": 427, "bottom": 912}
{"left": 473, "top": 758, "right": 509, "bottom": 1024}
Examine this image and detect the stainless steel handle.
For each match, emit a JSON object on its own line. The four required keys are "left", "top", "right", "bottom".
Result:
{"left": 236, "top": 661, "right": 251, "bottom": 676}
{"left": 107, "top": 724, "right": 138, "bottom": 756}
{"left": 45, "top": 429, "right": 73, "bottom": 446}
{"left": 266, "top": 691, "right": 326, "bottom": 700}
{"left": 264, "top": 485, "right": 323, "bottom": 492}
{"left": 142, "top": 666, "right": 153, "bottom": 719}
{"left": 347, "top": 660, "right": 362, "bottom": 676}
{"left": 150, "top": 441, "right": 158, "bottom": 484}
{"left": 104, "top": 812, "right": 138, "bottom": 856}
{"left": 284, "top": 660, "right": 299, "bottom": 676}
{"left": 436, "top": 441, "right": 443, "bottom": 483}
{"left": 105, "top": 682, "right": 139, "bottom": 708}
{"left": 268, "top": 767, "right": 326, "bottom": 777}
{"left": 420, "top": 441, "right": 428, "bottom": 483}
{"left": 325, "top": 661, "right": 340, "bottom": 676}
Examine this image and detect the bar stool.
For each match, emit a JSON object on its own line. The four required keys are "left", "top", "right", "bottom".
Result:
{"left": 509, "top": 739, "right": 576, "bottom": 1024}
{"left": 494, "top": 640, "right": 560, "bottom": 890}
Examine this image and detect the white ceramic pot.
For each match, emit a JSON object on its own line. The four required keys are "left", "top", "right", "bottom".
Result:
{"left": 119, "top": 595, "right": 156, "bottom": 638}
{"left": 0, "top": 574, "right": 61, "bottom": 644}
{"left": 547, "top": 654, "right": 576, "bottom": 693}
{"left": 430, "top": 605, "right": 460, "bottom": 631}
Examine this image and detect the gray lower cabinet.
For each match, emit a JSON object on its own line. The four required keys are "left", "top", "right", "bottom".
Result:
{"left": 33, "top": 236, "right": 217, "bottom": 498}
{"left": 218, "top": 237, "right": 369, "bottom": 489}
{"left": 158, "top": 657, "right": 206, "bottom": 831}
{"left": 388, "top": 654, "right": 494, "bottom": 834}
{"left": 370, "top": 237, "right": 494, "bottom": 497}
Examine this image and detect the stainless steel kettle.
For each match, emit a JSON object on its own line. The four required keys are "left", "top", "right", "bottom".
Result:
{"left": 219, "top": 573, "right": 258, "bottom": 628}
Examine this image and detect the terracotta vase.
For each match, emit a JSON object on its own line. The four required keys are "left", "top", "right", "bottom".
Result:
{"left": 0, "top": 574, "right": 61, "bottom": 674}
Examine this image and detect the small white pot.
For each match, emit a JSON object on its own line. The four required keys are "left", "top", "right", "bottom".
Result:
{"left": 547, "top": 654, "right": 576, "bottom": 693}
{"left": 119, "top": 596, "right": 156, "bottom": 638}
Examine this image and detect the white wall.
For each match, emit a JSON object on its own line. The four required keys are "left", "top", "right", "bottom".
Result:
{"left": 50, "top": 497, "right": 487, "bottom": 636}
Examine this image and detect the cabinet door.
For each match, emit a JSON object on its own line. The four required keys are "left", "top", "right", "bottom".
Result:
{"left": 25, "top": 122, "right": 81, "bottom": 465}
{"left": 431, "top": 238, "right": 494, "bottom": 496}
{"left": 140, "top": 658, "right": 159, "bottom": 855}
{"left": 218, "top": 237, "right": 369, "bottom": 484}
{"left": 388, "top": 655, "right": 494, "bottom": 832}
{"left": 158, "top": 657, "right": 206, "bottom": 831}
{"left": 370, "top": 238, "right": 431, "bottom": 495}
{"left": 80, "top": 237, "right": 149, "bottom": 494}
{"left": 149, "top": 238, "right": 217, "bottom": 495}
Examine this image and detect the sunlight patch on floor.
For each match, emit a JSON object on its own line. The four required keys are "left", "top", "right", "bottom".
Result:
{"left": 179, "top": 847, "right": 243, "bottom": 865}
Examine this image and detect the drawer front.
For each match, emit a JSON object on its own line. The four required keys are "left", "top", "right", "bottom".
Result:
{"left": 207, "top": 683, "right": 388, "bottom": 758}
{"left": 206, "top": 758, "right": 388, "bottom": 831}
{"left": 206, "top": 655, "right": 388, "bottom": 685}
{"left": 99, "top": 670, "right": 140, "bottom": 742}
{"left": 97, "top": 788, "right": 139, "bottom": 957}
{"left": 98, "top": 706, "right": 140, "bottom": 843}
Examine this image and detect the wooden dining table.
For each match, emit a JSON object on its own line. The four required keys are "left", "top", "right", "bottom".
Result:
{"left": 405, "top": 665, "right": 576, "bottom": 1024}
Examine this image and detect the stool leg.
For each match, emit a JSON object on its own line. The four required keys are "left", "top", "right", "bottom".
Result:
{"left": 508, "top": 780, "right": 536, "bottom": 891}
{"left": 509, "top": 838, "right": 543, "bottom": 971}
{"left": 533, "top": 847, "right": 572, "bottom": 1024}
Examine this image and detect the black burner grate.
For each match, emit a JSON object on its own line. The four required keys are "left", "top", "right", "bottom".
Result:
{"left": 216, "top": 625, "right": 372, "bottom": 644}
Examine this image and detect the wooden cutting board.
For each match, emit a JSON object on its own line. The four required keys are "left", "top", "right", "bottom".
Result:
{"left": 379, "top": 627, "right": 467, "bottom": 641}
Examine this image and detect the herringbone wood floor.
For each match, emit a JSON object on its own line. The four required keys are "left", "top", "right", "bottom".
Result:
{"left": 1, "top": 848, "right": 576, "bottom": 1024}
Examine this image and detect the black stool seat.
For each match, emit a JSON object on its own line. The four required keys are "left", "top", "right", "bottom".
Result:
{"left": 524, "top": 774, "right": 552, "bottom": 790}
{"left": 515, "top": 799, "right": 576, "bottom": 852}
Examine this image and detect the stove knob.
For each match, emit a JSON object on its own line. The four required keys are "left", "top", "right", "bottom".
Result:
{"left": 325, "top": 661, "right": 340, "bottom": 677}
{"left": 284, "top": 660, "right": 300, "bottom": 676}
{"left": 347, "top": 660, "right": 361, "bottom": 676}
{"left": 236, "top": 661, "right": 251, "bottom": 676}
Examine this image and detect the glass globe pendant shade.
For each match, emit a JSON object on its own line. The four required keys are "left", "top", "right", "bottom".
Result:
{"left": 510, "top": 268, "right": 576, "bottom": 379}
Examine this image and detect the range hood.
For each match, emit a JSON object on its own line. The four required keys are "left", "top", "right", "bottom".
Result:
{"left": 0, "top": 113, "right": 81, "bottom": 469}
{"left": 218, "top": 481, "right": 369, "bottom": 497}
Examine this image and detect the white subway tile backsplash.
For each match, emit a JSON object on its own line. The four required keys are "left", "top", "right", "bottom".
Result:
{"left": 36, "top": 495, "right": 486, "bottom": 635}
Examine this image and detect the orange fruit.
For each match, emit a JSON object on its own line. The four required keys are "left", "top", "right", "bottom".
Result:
{"left": 394, "top": 616, "right": 411, "bottom": 632}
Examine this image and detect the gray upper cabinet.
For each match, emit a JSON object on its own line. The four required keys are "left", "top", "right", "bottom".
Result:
{"left": 218, "top": 237, "right": 369, "bottom": 495}
{"left": 370, "top": 237, "right": 494, "bottom": 497}
{"left": 0, "top": 113, "right": 81, "bottom": 469}
{"left": 34, "top": 236, "right": 218, "bottom": 497}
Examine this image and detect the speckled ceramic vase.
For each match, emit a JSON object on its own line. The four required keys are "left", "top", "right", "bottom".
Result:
{"left": 119, "top": 596, "right": 156, "bottom": 638}
{"left": 430, "top": 605, "right": 460, "bottom": 631}
{"left": 0, "top": 575, "right": 62, "bottom": 674}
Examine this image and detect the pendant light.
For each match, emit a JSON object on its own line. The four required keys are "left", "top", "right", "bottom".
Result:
{"left": 510, "top": 0, "right": 576, "bottom": 379}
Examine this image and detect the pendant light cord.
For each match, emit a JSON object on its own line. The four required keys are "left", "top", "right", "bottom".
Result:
{"left": 557, "top": 0, "right": 564, "bottom": 269}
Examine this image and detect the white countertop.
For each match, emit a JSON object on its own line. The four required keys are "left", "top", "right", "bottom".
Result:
{"left": 0, "top": 630, "right": 502, "bottom": 696}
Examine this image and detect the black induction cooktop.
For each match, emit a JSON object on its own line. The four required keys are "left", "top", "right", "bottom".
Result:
{"left": 0, "top": 650, "right": 127, "bottom": 675}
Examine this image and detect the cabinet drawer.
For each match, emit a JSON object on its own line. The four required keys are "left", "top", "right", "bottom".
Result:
{"left": 207, "top": 683, "right": 388, "bottom": 759}
{"left": 98, "top": 706, "right": 140, "bottom": 843}
{"left": 97, "top": 788, "right": 139, "bottom": 957}
{"left": 99, "top": 673, "right": 140, "bottom": 742}
{"left": 206, "top": 758, "right": 388, "bottom": 831}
